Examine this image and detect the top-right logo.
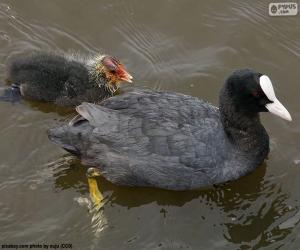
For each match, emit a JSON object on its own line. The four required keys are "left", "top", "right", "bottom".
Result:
{"left": 269, "top": 2, "right": 298, "bottom": 16}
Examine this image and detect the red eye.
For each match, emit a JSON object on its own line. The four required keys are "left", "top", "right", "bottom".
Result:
{"left": 252, "top": 90, "right": 260, "bottom": 97}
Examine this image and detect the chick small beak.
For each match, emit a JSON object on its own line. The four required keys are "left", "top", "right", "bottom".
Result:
{"left": 120, "top": 70, "right": 133, "bottom": 83}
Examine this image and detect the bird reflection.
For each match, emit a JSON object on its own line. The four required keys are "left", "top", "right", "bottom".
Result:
{"left": 49, "top": 157, "right": 294, "bottom": 247}
{"left": 46, "top": 155, "right": 109, "bottom": 236}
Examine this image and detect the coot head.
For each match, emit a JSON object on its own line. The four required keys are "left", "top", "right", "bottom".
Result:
{"left": 91, "top": 55, "right": 133, "bottom": 92}
{"left": 222, "top": 69, "right": 292, "bottom": 121}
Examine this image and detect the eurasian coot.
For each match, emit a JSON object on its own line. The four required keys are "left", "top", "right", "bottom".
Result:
{"left": 48, "top": 69, "right": 292, "bottom": 190}
{"left": 2, "top": 52, "right": 132, "bottom": 106}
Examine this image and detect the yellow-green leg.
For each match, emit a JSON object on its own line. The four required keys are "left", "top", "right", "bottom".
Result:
{"left": 86, "top": 167, "right": 108, "bottom": 236}
{"left": 86, "top": 167, "right": 104, "bottom": 209}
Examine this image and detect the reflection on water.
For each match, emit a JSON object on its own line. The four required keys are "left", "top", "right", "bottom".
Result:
{"left": 0, "top": 0, "right": 299, "bottom": 249}
{"left": 50, "top": 158, "right": 296, "bottom": 248}
{"left": 75, "top": 197, "right": 108, "bottom": 237}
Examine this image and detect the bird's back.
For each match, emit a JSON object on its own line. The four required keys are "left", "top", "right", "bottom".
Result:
{"left": 49, "top": 90, "right": 240, "bottom": 190}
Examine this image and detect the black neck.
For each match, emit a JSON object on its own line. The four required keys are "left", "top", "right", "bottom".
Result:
{"left": 87, "top": 64, "right": 115, "bottom": 98}
{"left": 98, "top": 83, "right": 115, "bottom": 98}
{"left": 89, "top": 70, "right": 108, "bottom": 88}
{"left": 219, "top": 85, "right": 269, "bottom": 154}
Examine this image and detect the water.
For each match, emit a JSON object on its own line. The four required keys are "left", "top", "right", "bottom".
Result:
{"left": 0, "top": 0, "right": 299, "bottom": 249}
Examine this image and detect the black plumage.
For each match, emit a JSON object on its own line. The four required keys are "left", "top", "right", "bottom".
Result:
{"left": 48, "top": 69, "right": 291, "bottom": 190}
{"left": 3, "top": 52, "right": 132, "bottom": 107}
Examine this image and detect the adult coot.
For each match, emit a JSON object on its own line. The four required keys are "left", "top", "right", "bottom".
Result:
{"left": 2, "top": 52, "right": 132, "bottom": 106}
{"left": 48, "top": 69, "right": 292, "bottom": 190}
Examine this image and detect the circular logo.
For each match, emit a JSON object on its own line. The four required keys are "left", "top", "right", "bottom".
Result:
{"left": 271, "top": 5, "right": 277, "bottom": 14}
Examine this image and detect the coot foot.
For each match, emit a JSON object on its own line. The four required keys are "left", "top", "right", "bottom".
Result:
{"left": 86, "top": 167, "right": 104, "bottom": 209}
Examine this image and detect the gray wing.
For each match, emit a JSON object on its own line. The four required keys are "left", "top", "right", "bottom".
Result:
{"left": 72, "top": 90, "right": 229, "bottom": 190}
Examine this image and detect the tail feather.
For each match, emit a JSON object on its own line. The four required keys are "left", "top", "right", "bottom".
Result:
{"left": 48, "top": 119, "right": 93, "bottom": 157}
{"left": 76, "top": 102, "right": 123, "bottom": 127}
{"left": 48, "top": 125, "right": 81, "bottom": 156}
{"left": 49, "top": 102, "right": 129, "bottom": 157}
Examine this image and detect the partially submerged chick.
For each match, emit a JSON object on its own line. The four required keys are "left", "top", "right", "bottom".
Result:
{"left": 4, "top": 52, "right": 132, "bottom": 107}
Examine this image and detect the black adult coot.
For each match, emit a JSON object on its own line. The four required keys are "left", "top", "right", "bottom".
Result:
{"left": 2, "top": 52, "right": 132, "bottom": 106}
{"left": 48, "top": 69, "right": 292, "bottom": 190}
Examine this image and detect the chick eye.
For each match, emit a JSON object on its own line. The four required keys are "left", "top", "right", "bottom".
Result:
{"left": 109, "top": 69, "right": 116, "bottom": 74}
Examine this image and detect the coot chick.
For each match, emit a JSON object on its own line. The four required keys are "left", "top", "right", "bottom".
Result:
{"left": 48, "top": 69, "right": 292, "bottom": 190}
{"left": 3, "top": 52, "right": 132, "bottom": 107}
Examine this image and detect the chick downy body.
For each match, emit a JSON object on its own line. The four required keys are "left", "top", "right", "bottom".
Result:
{"left": 3, "top": 51, "right": 132, "bottom": 107}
